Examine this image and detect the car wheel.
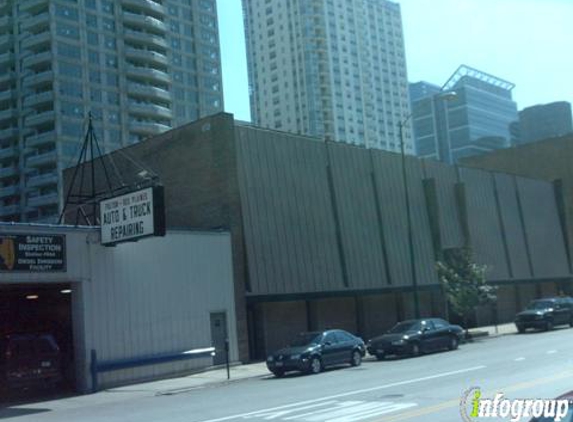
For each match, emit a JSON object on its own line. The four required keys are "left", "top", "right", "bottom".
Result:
{"left": 350, "top": 350, "right": 362, "bottom": 367}
{"left": 545, "top": 320, "right": 554, "bottom": 331}
{"left": 309, "top": 357, "right": 322, "bottom": 374}
{"left": 375, "top": 352, "right": 385, "bottom": 361}
{"left": 272, "top": 369, "right": 284, "bottom": 378}
{"left": 448, "top": 336, "right": 459, "bottom": 351}
{"left": 410, "top": 343, "right": 421, "bottom": 357}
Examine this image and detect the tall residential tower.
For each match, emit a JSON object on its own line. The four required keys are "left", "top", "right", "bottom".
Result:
{"left": 242, "top": 0, "right": 412, "bottom": 152}
{"left": 0, "top": 0, "right": 223, "bottom": 222}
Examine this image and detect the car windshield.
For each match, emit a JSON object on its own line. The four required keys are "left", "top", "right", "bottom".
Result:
{"left": 527, "top": 301, "right": 555, "bottom": 310}
{"left": 389, "top": 322, "right": 421, "bottom": 334}
{"left": 289, "top": 333, "right": 322, "bottom": 347}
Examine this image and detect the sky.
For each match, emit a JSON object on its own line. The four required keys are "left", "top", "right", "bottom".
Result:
{"left": 216, "top": 0, "right": 573, "bottom": 123}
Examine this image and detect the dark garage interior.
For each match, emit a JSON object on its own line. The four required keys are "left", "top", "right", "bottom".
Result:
{"left": 0, "top": 283, "right": 75, "bottom": 400}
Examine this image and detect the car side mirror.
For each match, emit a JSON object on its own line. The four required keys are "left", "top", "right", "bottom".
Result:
{"left": 323, "top": 341, "right": 332, "bottom": 347}
{"left": 422, "top": 327, "right": 430, "bottom": 333}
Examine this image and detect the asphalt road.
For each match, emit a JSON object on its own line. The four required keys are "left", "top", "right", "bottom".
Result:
{"left": 2, "top": 327, "right": 573, "bottom": 422}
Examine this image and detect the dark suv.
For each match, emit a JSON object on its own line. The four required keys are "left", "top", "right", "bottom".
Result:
{"left": 514, "top": 297, "right": 573, "bottom": 333}
{"left": 0, "top": 333, "right": 63, "bottom": 391}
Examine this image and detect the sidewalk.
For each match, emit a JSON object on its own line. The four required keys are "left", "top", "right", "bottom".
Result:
{"left": 467, "top": 322, "right": 516, "bottom": 339}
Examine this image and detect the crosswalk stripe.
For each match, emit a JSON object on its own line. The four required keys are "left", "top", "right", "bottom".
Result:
{"left": 248, "top": 400, "right": 339, "bottom": 420}
{"left": 304, "top": 402, "right": 391, "bottom": 422}
{"left": 283, "top": 401, "right": 362, "bottom": 421}
{"left": 329, "top": 403, "right": 418, "bottom": 422}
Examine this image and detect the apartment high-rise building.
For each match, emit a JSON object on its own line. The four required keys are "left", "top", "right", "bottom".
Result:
{"left": 0, "top": 0, "right": 223, "bottom": 223}
{"left": 242, "top": 0, "right": 412, "bottom": 152}
{"left": 516, "top": 101, "right": 572, "bottom": 145}
{"left": 411, "top": 65, "right": 518, "bottom": 164}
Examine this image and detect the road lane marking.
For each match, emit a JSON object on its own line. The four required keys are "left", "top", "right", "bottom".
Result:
{"left": 194, "top": 366, "right": 486, "bottom": 422}
{"left": 514, "top": 357, "right": 525, "bottom": 361}
{"left": 374, "top": 370, "right": 573, "bottom": 421}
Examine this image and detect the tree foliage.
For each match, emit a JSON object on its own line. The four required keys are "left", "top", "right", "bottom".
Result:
{"left": 436, "top": 247, "right": 497, "bottom": 329}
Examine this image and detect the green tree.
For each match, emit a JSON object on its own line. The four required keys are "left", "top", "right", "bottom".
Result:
{"left": 436, "top": 247, "right": 497, "bottom": 338}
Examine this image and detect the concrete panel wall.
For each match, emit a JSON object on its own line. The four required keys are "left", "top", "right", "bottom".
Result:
{"left": 517, "top": 177, "right": 570, "bottom": 278}
{"left": 459, "top": 167, "right": 510, "bottom": 280}
{"left": 327, "top": 144, "right": 390, "bottom": 289}
{"left": 371, "top": 152, "right": 437, "bottom": 287}
{"left": 518, "top": 284, "right": 538, "bottom": 309}
{"left": 422, "top": 159, "right": 465, "bottom": 249}
{"left": 493, "top": 173, "right": 532, "bottom": 279}
{"left": 496, "top": 285, "right": 518, "bottom": 323}
{"left": 236, "top": 127, "right": 344, "bottom": 296}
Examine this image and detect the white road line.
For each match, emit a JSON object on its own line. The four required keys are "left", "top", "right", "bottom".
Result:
{"left": 304, "top": 402, "right": 390, "bottom": 422}
{"left": 514, "top": 357, "right": 525, "bottom": 361}
{"left": 253, "top": 401, "right": 339, "bottom": 420}
{"left": 547, "top": 350, "right": 558, "bottom": 354}
{"left": 196, "top": 365, "right": 486, "bottom": 422}
{"left": 329, "top": 403, "right": 417, "bottom": 422}
{"left": 282, "top": 401, "right": 361, "bottom": 420}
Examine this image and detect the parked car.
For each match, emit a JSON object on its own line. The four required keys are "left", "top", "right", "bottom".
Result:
{"left": 266, "top": 329, "right": 365, "bottom": 377}
{"left": 515, "top": 297, "right": 573, "bottom": 333}
{"left": 0, "top": 333, "right": 63, "bottom": 391}
{"left": 366, "top": 318, "right": 464, "bottom": 360}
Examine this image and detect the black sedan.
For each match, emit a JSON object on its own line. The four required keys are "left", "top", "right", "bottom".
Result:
{"left": 367, "top": 318, "right": 464, "bottom": 360}
{"left": 266, "top": 330, "right": 366, "bottom": 377}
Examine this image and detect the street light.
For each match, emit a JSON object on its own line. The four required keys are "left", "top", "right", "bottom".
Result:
{"left": 399, "top": 90, "right": 457, "bottom": 319}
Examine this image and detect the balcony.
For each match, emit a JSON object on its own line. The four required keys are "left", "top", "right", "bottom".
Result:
{"left": 21, "top": 30, "right": 51, "bottom": 50}
{"left": 0, "top": 184, "right": 18, "bottom": 198}
{"left": 124, "top": 47, "right": 168, "bottom": 66}
{"left": 0, "top": 33, "right": 13, "bottom": 49}
{"left": 129, "top": 121, "right": 171, "bottom": 136}
{"left": 0, "top": 108, "right": 16, "bottom": 123}
{"left": 20, "top": 11, "right": 50, "bottom": 32}
{"left": 0, "top": 88, "right": 13, "bottom": 103}
{"left": 0, "top": 146, "right": 17, "bottom": 160}
{"left": 26, "top": 149, "right": 57, "bottom": 167}
{"left": 24, "top": 109, "right": 54, "bottom": 127}
{"left": 23, "top": 90, "right": 54, "bottom": 108}
{"left": 124, "top": 29, "right": 167, "bottom": 49}
{"left": 129, "top": 103, "right": 172, "bottom": 119}
{"left": 0, "top": 72, "right": 14, "bottom": 86}
{"left": 25, "top": 130, "right": 55, "bottom": 148}
{"left": 0, "top": 204, "right": 20, "bottom": 218}
{"left": 19, "top": 0, "right": 47, "bottom": 13}
{"left": 127, "top": 83, "right": 170, "bottom": 101}
{"left": 0, "top": 127, "right": 18, "bottom": 140}
{"left": 0, "top": 166, "right": 18, "bottom": 179}
{"left": 126, "top": 66, "right": 170, "bottom": 84}
{"left": 0, "top": 51, "right": 13, "bottom": 65}
{"left": 22, "top": 70, "right": 53, "bottom": 89}
{"left": 22, "top": 50, "right": 51, "bottom": 69}
{"left": 121, "top": 0, "right": 166, "bottom": 16}
{"left": 27, "top": 191, "right": 58, "bottom": 208}
{"left": 122, "top": 12, "right": 166, "bottom": 33}
{"left": 27, "top": 172, "right": 57, "bottom": 188}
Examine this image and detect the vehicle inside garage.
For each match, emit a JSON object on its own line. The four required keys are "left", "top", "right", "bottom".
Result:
{"left": 0, "top": 283, "right": 74, "bottom": 399}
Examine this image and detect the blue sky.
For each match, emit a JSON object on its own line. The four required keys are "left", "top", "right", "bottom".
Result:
{"left": 216, "top": 0, "right": 573, "bottom": 122}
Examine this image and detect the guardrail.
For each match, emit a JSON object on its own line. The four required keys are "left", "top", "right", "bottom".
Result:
{"left": 90, "top": 346, "right": 216, "bottom": 393}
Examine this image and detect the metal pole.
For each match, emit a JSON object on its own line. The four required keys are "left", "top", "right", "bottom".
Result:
{"left": 399, "top": 121, "right": 420, "bottom": 319}
{"left": 225, "top": 338, "right": 230, "bottom": 380}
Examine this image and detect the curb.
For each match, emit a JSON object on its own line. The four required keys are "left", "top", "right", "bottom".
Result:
{"left": 155, "top": 371, "right": 270, "bottom": 396}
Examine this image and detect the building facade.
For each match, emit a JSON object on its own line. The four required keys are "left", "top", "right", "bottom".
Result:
{"left": 65, "top": 113, "right": 573, "bottom": 360}
{"left": 0, "top": 225, "right": 237, "bottom": 393}
{"left": 0, "top": 0, "right": 223, "bottom": 223}
{"left": 242, "top": 0, "right": 413, "bottom": 152}
{"left": 516, "top": 101, "right": 572, "bottom": 145}
{"left": 411, "top": 65, "right": 518, "bottom": 163}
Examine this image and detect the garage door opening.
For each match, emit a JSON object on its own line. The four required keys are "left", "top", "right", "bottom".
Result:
{"left": 0, "top": 283, "right": 75, "bottom": 401}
